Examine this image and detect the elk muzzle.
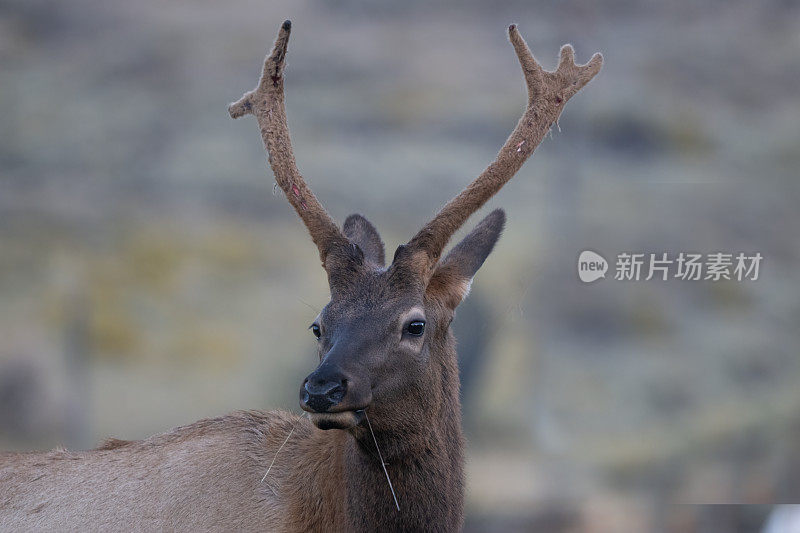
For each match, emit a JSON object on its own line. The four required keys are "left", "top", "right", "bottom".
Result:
{"left": 301, "top": 374, "right": 347, "bottom": 413}
{"left": 299, "top": 362, "right": 370, "bottom": 430}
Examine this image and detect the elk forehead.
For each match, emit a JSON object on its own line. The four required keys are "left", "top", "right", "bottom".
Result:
{"left": 321, "top": 269, "right": 425, "bottom": 320}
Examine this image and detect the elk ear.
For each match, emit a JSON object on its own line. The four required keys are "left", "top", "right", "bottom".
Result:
{"left": 426, "top": 209, "right": 505, "bottom": 309}
{"left": 343, "top": 214, "right": 385, "bottom": 267}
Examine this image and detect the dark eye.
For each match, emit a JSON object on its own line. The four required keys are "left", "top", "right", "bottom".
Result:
{"left": 310, "top": 324, "right": 321, "bottom": 339}
{"left": 406, "top": 321, "right": 425, "bottom": 336}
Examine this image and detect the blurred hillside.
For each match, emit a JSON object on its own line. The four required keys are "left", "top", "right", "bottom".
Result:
{"left": 1, "top": 0, "right": 799, "bottom": 531}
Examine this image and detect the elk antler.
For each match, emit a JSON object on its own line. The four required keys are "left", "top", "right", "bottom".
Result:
{"left": 398, "top": 24, "right": 603, "bottom": 276}
{"left": 229, "top": 20, "right": 350, "bottom": 269}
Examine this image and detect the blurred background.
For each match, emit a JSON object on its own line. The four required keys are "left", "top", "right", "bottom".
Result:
{"left": 1, "top": 0, "right": 798, "bottom": 531}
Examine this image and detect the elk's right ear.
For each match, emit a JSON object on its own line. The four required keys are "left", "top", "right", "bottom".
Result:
{"left": 426, "top": 209, "right": 505, "bottom": 309}
{"left": 343, "top": 214, "right": 385, "bottom": 267}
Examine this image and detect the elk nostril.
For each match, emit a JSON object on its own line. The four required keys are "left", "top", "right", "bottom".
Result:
{"left": 327, "top": 385, "right": 345, "bottom": 405}
{"left": 300, "top": 372, "right": 353, "bottom": 412}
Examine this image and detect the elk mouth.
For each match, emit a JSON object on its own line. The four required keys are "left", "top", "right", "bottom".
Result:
{"left": 308, "top": 410, "right": 365, "bottom": 430}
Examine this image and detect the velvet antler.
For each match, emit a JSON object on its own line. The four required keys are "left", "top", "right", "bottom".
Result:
{"left": 397, "top": 24, "right": 603, "bottom": 277}
{"left": 229, "top": 21, "right": 350, "bottom": 270}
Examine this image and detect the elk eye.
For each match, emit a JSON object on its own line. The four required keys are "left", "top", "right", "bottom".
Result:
{"left": 310, "top": 324, "right": 321, "bottom": 339}
{"left": 406, "top": 321, "right": 425, "bottom": 336}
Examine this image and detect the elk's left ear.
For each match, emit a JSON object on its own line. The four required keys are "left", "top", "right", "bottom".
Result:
{"left": 343, "top": 214, "right": 385, "bottom": 267}
{"left": 426, "top": 209, "right": 505, "bottom": 309}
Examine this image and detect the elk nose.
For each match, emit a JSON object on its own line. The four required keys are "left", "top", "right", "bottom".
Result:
{"left": 300, "top": 375, "right": 347, "bottom": 413}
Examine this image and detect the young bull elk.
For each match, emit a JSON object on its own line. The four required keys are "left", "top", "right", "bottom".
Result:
{"left": 0, "top": 20, "right": 601, "bottom": 531}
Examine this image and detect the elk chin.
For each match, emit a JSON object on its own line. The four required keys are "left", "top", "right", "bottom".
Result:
{"left": 309, "top": 410, "right": 365, "bottom": 430}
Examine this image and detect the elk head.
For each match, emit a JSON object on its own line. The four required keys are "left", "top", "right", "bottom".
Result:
{"left": 229, "top": 21, "right": 602, "bottom": 432}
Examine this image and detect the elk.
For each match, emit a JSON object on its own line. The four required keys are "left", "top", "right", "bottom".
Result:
{"left": 0, "top": 20, "right": 601, "bottom": 532}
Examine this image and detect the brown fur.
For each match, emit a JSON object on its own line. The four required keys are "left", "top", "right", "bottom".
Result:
{"left": 95, "top": 438, "right": 132, "bottom": 451}
{"left": 0, "top": 20, "right": 602, "bottom": 532}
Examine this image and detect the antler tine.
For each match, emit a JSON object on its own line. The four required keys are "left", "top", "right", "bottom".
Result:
{"left": 399, "top": 24, "right": 603, "bottom": 276}
{"left": 508, "top": 24, "right": 544, "bottom": 93}
{"left": 229, "top": 20, "right": 349, "bottom": 269}
{"left": 556, "top": 43, "right": 603, "bottom": 99}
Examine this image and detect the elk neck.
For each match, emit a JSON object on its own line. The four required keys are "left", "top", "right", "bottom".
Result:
{"left": 289, "top": 328, "right": 465, "bottom": 531}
